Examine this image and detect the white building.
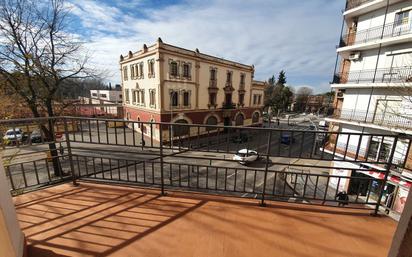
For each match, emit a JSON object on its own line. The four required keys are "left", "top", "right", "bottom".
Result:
{"left": 75, "top": 89, "right": 123, "bottom": 117}
{"left": 90, "top": 89, "right": 123, "bottom": 104}
{"left": 326, "top": 0, "right": 412, "bottom": 215}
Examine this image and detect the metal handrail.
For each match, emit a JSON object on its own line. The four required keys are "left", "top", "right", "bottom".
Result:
{"left": 333, "top": 108, "right": 412, "bottom": 129}
{"left": 334, "top": 66, "right": 412, "bottom": 84}
{"left": 1, "top": 116, "right": 408, "bottom": 214}
{"left": 340, "top": 21, "right": 412, "bottom": 47}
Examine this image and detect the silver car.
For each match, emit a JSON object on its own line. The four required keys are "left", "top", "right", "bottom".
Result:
{"left": 3, "top": 128, "right": 23, "bottom": 144}
{"left": 233, "top": 149, "right": 259, "bottom": 165}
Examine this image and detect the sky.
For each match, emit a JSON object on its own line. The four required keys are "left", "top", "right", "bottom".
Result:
{"left": 66, "top": 0, "right": 345, "bottom": 93}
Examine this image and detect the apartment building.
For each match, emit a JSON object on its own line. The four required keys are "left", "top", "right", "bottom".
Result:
{"left": 90, "top": 89, "right": 123, "bottom": 104}
{"left": 326, "top": 0, "right": 412, "bottom": 214}
{"left": 75, "top": 88, "right": 123, "bottom": 117}
{"left": 120, "top": 38, "right": 265, "bottom": 140}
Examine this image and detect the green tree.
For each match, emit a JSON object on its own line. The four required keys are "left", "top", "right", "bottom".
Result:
{"left": 277, "top": 70, "right": 286, "bottom": 85}
{"left": 264, "top": 71, "right": 294, "bottom": 115}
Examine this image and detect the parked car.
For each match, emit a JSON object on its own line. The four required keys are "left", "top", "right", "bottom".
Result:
{"left": 233, "top": 149, "right": 259, "bottom": 165}
{"left": 30, "top": 130, "right": 43, "bottom": 143}
{"left": 309, "top": 124, "right": 317, "bottom": 130}
{"left": 2, "top": 128, "right": 24, "bottom": 145}
{"left": 280, "top": 134, "right": 295, "bottom": 145}
{"left": 231, "top": 133, "right": 251, "bottom": 143}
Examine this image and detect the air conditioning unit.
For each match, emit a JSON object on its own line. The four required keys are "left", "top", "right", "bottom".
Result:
{"left": 348, "top": 52, "right": 361, "bottom": 61}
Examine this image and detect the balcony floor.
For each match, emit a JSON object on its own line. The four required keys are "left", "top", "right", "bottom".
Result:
{"left": 14, "top": 182, "right": 397, "bottom": 257}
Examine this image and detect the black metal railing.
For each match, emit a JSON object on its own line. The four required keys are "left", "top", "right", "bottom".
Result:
{"left": 1, "top": 116, "right": 408, "bottom": 214}
{"left": 345, "top": 0, "right": 375, "bottom": 11}
{"left": 333, "top": 66, "right": 412, "bottom": 84}
{"left": 333, "top": 108, "right": 412, "bottom": 129}
{"left": 70, "top": 155, "right": 385, "bottom": 207}
{"left": 340, "top": 21, "right": 412, "bottom": 47}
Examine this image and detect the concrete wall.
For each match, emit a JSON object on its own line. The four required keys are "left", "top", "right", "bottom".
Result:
{"left": 0, "top": 155, "right": 24, "bottom": 257}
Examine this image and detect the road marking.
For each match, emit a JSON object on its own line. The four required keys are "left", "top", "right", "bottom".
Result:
{"left": 226, "top": 172, "right": 236, "bottom": 178}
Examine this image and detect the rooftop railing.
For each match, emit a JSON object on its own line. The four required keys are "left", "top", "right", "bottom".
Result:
{"left": 1, "top": 116, "right": 408, "bottom": 214}
{"left": 340, "top": 21, "right": 412, "bottom": 47}
{"left": 333, "top": 66, "right": 412, "bottom": 84}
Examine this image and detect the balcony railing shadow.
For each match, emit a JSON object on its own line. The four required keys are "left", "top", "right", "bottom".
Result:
{"left": 16, "top": 183, "right": 205, "bottom": 257}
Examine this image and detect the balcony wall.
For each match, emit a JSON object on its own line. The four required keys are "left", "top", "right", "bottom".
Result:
{"left": 335, "top": 108, "right": 412, "bottom": 130}
{"left": 336, "top": 87, "right": 412, "bottom": 127}
{"left": 340, "top": 21, "right": 412, "bottom": 47}
{"left": 345, "top": 0, "right": 412, "bottom": 28}
{"left": 334, "top": 42, "right": 412, "bottom": 84}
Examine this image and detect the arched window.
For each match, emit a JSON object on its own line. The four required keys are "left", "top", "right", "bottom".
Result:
{"left": 173, "top": 119, "right": 189, "bottom": 137}
{"left": 205, "top": 116, "right": 218, "bottom": 131}
{"left": 252, "top": 112, "right": 260, "bottom": 123}
{"left": 235, "top": 114, "right": 244, "bottom": 126}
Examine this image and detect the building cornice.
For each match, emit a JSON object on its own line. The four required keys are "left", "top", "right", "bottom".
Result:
{"left": 120, "top": 39, "right": 254, "bottom": 72}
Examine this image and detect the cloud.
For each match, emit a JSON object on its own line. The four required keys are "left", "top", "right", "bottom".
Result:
{"left": 67, "top": 0, "right": 343, "bottom": 92}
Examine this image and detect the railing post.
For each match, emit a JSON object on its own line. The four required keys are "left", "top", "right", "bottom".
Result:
{"left": 64, "top": 118, "right": 78, "bottom": 186}
{"left": 261, "top": 130, "right": 273, "bottom": 206}
{"left": 374, "top": 136, "right": 398, "bottom": 215}
{"left": 159, "top": 123, "right": 165, "bottom": 195}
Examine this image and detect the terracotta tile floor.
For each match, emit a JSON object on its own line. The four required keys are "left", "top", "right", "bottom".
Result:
{"left": 14, "top": 182, "right": 397, "bottom": 257}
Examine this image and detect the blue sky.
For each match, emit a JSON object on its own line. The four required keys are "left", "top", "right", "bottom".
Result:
{"left": 66, "top": 0, "right": 345, "bottom": 93}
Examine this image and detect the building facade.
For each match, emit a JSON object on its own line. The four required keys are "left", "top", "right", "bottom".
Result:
{"left": 326, "top": 0, "right": 412, "bottom": 215}
{"left": 120, "top": 38, "right": 265, "bottom": 140}
{"left": 90, "top": 89, "right": 123, "bottom": 104}
{"left": 76, "top": 89, "right": 123, "bottom": 118}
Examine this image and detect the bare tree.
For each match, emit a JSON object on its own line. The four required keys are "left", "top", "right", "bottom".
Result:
{"left": 295, "top": 87, "right": 313, "bottom": 113}
{"left": 0, "top": 0, "right": 93, "bottom": 175}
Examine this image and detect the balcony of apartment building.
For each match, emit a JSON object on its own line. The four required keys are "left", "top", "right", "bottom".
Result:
{"left": 332, "top": 65, "right": 412, "bottom": 86}
{"left": 344, "top": 0, "right": 406, "bottom": 18}
{"left": 329, "top": 108, "right": 412, "bottom": 131}
{"left": 345, "top": 0, "right": 375, "bottom": 10}
{"left": 1, "top": 116, "right": 410, "bottom": 256}
{"left": 338, "top": 21, "right": 412, "bottom": 52}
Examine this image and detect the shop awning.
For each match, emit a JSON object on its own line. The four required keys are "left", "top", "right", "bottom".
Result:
{"left": 357, "top": 171, "right": 411, "bottom": 188}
